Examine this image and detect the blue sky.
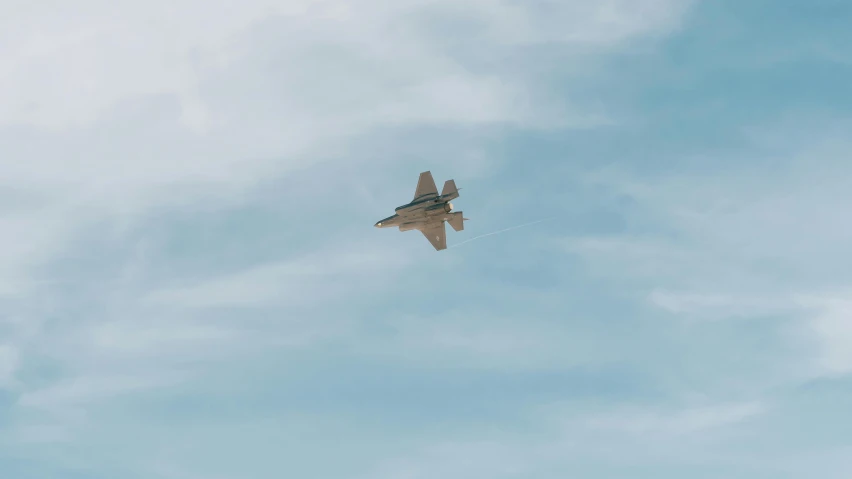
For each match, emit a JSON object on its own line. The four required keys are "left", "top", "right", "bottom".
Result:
{"left": 2, "top": 1, "right": 852, "bottom": 478}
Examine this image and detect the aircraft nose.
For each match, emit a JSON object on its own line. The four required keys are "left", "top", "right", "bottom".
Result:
{"left": 375, "top": 222, "right": 382, "bottom": 228}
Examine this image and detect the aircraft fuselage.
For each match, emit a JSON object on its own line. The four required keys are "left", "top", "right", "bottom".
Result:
{"left": 374, "top": 171, "right": 466, "bottom": 251}
{"left": 376, "top": 199, "right": 452, "bottom": 226}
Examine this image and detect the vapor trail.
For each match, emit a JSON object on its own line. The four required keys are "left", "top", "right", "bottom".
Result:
{"left": 449, "top": 217, "right": 555, "bottom": 248}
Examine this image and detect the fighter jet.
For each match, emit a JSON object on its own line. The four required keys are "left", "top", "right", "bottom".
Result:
{"left": 374, "top": 171, "right": 468, "bottom": 251}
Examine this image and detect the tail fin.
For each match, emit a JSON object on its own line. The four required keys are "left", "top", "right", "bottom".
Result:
{"left": 441, "top": 179, "right": 458, "bottom": 197}
{"left": 447, "top": 212, "right": 466, "bottom": 232}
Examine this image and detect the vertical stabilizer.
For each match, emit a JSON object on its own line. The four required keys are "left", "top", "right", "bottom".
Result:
{"left": 413, "top": 171, "right": 439, "bottom": 202}
{"left": 441, "top": 179, "right": 458, "bottom": 197}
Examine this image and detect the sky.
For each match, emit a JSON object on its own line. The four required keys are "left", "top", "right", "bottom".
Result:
{"left": 1, "top": 0, "right": 852, "bottom": 478}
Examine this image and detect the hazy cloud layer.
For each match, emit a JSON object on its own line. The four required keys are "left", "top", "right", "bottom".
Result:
{"left": 4, "top": 1, "right": 852, "bottom": 478}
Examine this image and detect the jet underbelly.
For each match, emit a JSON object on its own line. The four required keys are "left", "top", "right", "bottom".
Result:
{"left": 399, "top": 221, "right": 424, "bottom": 232}
{"left": 397, "top": 206, "right": 428, "bottom": 218}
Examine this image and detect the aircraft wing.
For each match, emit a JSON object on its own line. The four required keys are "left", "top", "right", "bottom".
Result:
{"left": 420, "top": 222, "right": 447, "bottom": 251}
{"left": 413, "top": 171, "right": 439, "bottom": 202}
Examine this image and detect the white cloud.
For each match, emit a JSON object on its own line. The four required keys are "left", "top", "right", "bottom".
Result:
{"left": 0, "top": 0, "right": 689, "bottom": 130}
{"left": 3, "top": 238, "right": 420, "bottom": 442}
{"left": 0, "top": 0, "right": 697, "bottom": 462}
{"left": 0, "top": 0, "right": 304, "bottom": 129}
{"left": 363, "top": 440, "right": 530, "bottom": 479}
{"left": 403, "top": 0, "right": 691, "bottom": 47}
{"left": 17, "top": 373, "right": 185, "bottom": 419}
{"left": 567, "top": 121, "right": 852, "bottom": 382}
{"left": 361, "top": 398, "right": 762, "bottom": 479}
{"left": 1, "top": 0, "right": 694, "bottom": 239}
{"left": 648, "top": 289, "right": 799, "bottom": 319}
{"left": 355, "top": 309, "right": 610, "bottom": 371}
{"left": 143, "top": 244, "right": 413, "bottom": 309}
{"left": 90, "top": 320, "right": 240, "bottom": 354}
{"left": 8, "top": 375, "right": 166, "bottom": 450}
{"left": 0, "top": 0, "right": 695, "bottom": 295}
{"left": 793, "top": 294, "right": 852, "bottom": 377}
{"left": 583, "top": 401, "right": 765, "bottom": 436}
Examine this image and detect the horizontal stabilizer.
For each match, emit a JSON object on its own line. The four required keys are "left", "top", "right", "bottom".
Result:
{"left": 447, "top": 212, "right": 465, "bottom": 232}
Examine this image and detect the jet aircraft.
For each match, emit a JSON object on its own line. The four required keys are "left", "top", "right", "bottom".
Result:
{"left": 374, "top": 171, "right": 468, "bottom": 251}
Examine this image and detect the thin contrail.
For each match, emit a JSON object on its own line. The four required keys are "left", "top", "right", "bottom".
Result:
{"left": 449, "top": 216, "right": 555, "bottom": 248}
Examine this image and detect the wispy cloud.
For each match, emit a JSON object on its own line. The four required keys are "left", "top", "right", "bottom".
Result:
{"left": 583, "top": 401, "right": 765, "bottom": 436}
{"left": 0, "top": 0, "right": 692, "bottom": 295}
{"left": 793, "top": 294, "right": 852, "bottom": 377}
{"left": 18, "top": 373, "right": 183, "bottom": 412}
{"left": 360, "top": 398, "right": 765, "bottom": 479}
{"left": 143, "top": 246, "right": 410, "bottom": 309}
{"left": 562, "top": 118, "right": 852, "bottom": 387}
{"left": 648, "top": 289, "right": 799, "bottom": 319}
{"left": 13, "top": 1, "right": 830, "bottom": 478}
{"left": 349, "top": 310, "right": 598, "bottom": 371}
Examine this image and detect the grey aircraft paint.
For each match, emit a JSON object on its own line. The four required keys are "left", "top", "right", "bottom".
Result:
{"left": 374, "top": 171, "right": 468, "bottom": 251}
